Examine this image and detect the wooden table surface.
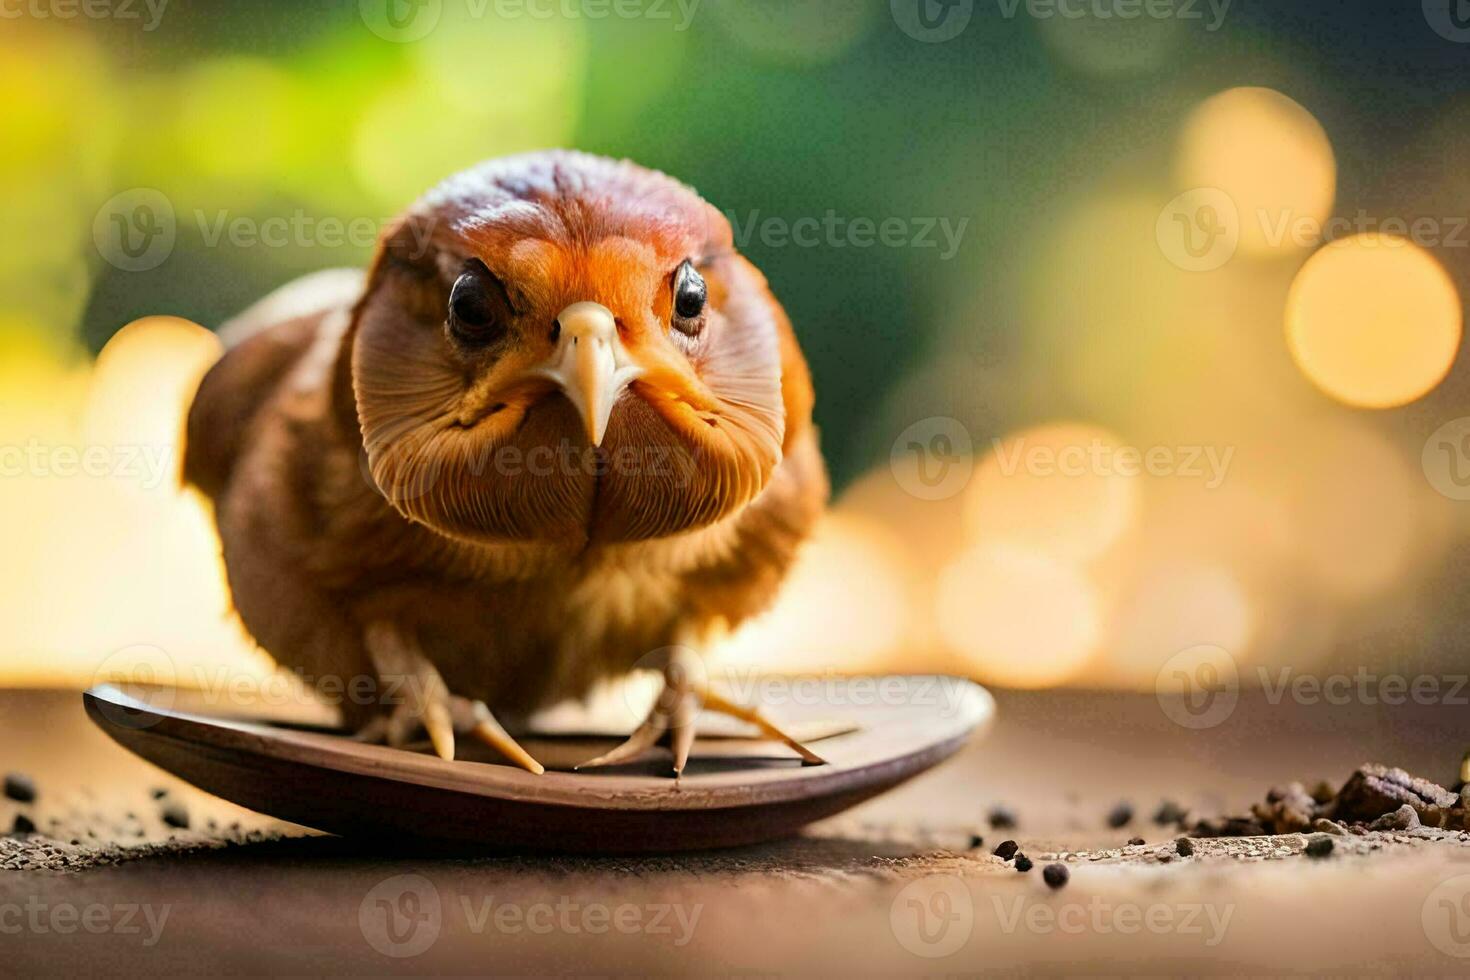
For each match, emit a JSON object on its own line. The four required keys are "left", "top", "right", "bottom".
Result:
{"left": 4, "top": 685, "right": 1469, "bottom": 976}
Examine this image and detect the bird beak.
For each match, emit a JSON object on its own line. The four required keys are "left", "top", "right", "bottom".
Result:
{"left": 536, "top": 301, "right": 643, "bottom": 446}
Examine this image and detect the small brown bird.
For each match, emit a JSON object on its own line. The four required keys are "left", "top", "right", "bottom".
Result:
{"left": 184, "top": 151, "right": 828, "bottom": 774}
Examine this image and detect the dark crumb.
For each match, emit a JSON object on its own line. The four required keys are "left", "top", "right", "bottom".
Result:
{"left": 988, "top": 805, "right": 1017, "bottom": 830}
{"left": 1106, "top": 802, "right": 1134, "bottom": 829}
{"left": 1014, "top": 854, "right": 1033, "bottom": 872}
{"left": 160, "top": 803, "right": 190, "bottom": 830}
{"left": 1157, "top": 853, "right": 1173, "bottom": 863}
{"left": 967, "top": 833, "right": 985, "bottom": 850}
{"left": 993, "top": 839, "right": 1019, "bottom": 861}
{"left": 4, "top": 773, "right": 36, "bottom": 804}
{"left": 69, "top": 839, "right": 79, "bottom": 846}
{"left": 11, "top": 814, "right": 36, "bottom": 835}
{"left": 1153, "top": 800, "right": 1187, "bottom": 826}
{"left": 1127, "top": 837, "right": 1146, "bottom": 846}
{"left": 1175, "top": 837, "right": 1195, "bottom": 857}
{"left": 1330, "top": 765, "right": 1455, "bottom": 823}
{"left": 1305, "top": 835, "right": 1334, "bottom": 859}
{"left": 150, "top": 788, "right": 169, "bottom": 800}
{"left": 1368, "top": 804, "right": 1419, "bottom": 832}
{"left": 1042, "top": 863, "right": 1070, "bottom": 889}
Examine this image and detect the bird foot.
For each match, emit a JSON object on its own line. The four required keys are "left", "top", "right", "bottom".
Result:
{"left": 361, "top": 621, "right": 544, "bottom": 773}
{"left": 576, "top": 649, "right": 826, "bottom": 776}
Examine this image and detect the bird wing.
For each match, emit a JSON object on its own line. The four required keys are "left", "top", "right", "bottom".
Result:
{"left": 183, "top": 269, "right": 365, "bottom": 498}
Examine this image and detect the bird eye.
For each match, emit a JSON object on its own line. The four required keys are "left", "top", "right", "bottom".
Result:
{"left": 672, "top": 259, "right": 707, "bottom": 335}
{"left": 447, "top": 263, "right": 506, "bottom": 346}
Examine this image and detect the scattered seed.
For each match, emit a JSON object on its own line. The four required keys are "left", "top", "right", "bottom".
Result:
{"left": 1127, "top": 837, "right": 1145, "bottom": 846}
{"left": 150, "top": 788, "right": 168, "bottom": 800}
{"left": 1042, "top": 863, "right": 1070, "bottom": 889}
{"left": 968, "top": 833, "right": 985, "bottom": 850}
{"left": 1106, "top": 802, "right": 1134, "bottom": 829}
{"left": 3, "top": 773, "right": 36, "bottom": 804}
{"left": 1014, "top": 854, "right": 1034, "bottom": 872}
{"left": 988, "top": 805, "right": 1017, "bottom": 830}
{"left": 993, "top": 840, "right": 1019, "bottom": 861}
{"left": 1305, "top": 835, "right": 1334, "bottom": 859}
{"left": 1369, "top": 804, "right": 1419, "bottom": 832}
{"left": 160, "top": 804, "right": 190, "bottom": 830}
{"left": 1153, "top": 800, "right": 1187, "bottom": 826}
{"left": 1175, "top": 837, "right": 1195, "bottom": 857}
{"left": 11, "top": 814, "right": 35, "bottom": 835}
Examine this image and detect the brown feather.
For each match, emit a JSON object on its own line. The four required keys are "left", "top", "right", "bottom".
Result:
{"left": 183, "top": 151, "right": 829, "bottom": 722}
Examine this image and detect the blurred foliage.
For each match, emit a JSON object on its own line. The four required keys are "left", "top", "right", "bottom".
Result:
{"left": 7, "top": 0, "right": 1465, "bottom": 486}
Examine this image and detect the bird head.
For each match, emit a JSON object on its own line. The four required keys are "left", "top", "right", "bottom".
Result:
{"left": 349, "top": 151, "right": 791, "bottom": 546}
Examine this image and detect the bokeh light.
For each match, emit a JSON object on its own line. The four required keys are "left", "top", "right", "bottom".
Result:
{"left": 935, "top": 545, "right": 1101, "bottom": 689}
{"left": 964, "top": 423, "right": 1140, "bottom": 564}
{"left": 353, "top": 13, "right": 586, "bottom": 209}
{"left": 1106, "top": 563, "right": 1255, "bottom": 688}
{"left": 179, "top": 58, "right": 306, "bottom": 187}
{"left": 1174, "top": 87, "right": 1336, "bottom": 258}
{"left": 1288, "top": 420, "right": 1419, "bottom": 599}
{"left": 1286, "top": 234, "right": 1462, "bottom": 408}
{"left": 718, "top": 512, "right": 918, "bottom": 675}
{"left": 1034, "top": 8, "right": 1185, "bottom": 77}
{"left": 708, "top": 0, "right": 876, "bottom": 66}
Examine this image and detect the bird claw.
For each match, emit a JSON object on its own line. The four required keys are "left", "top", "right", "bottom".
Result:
{"left": 362, "top": 621, "right": 544, "bottom": 773}
{"left": 576, "top": 650, "right": 826, "bottom": 776}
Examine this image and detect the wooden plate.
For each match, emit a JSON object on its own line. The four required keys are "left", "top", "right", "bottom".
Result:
{"left": 83, "top": 676, "right": 992, "bottom": 853}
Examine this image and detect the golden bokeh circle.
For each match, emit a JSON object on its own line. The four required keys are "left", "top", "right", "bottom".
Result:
{"left": 964, "top": 422, "right": 1140, "bottom": 563}
{"left": 1175, "top": 87, "right": 1336, "bottom": 257}
{"left": 1286, "top": 235, "right": 1462, "bottom": 408}
{"left": 935, "top": 545, "right": 1100, "bottom": 689}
